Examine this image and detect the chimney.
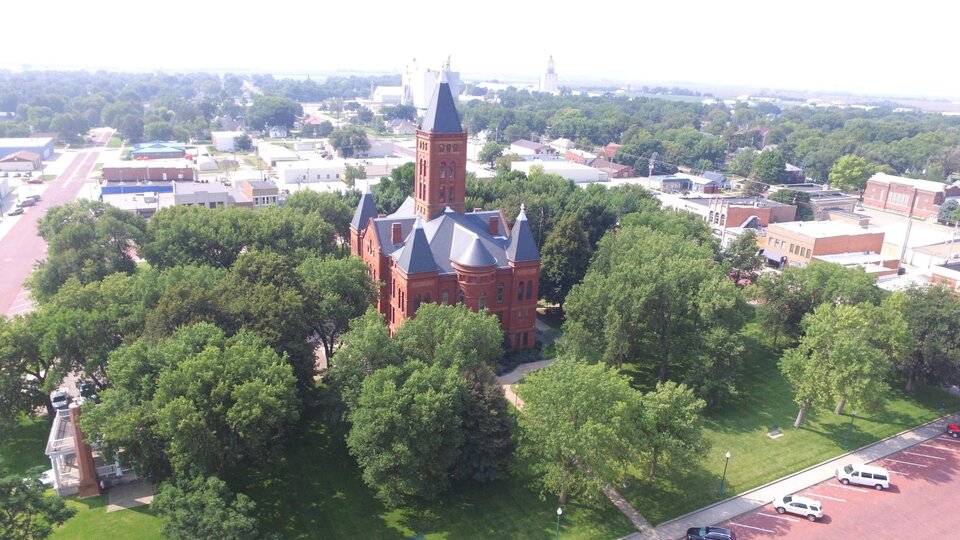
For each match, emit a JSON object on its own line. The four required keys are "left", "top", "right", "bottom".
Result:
{"left": 488, "top": 217, "right": 499, "bottom": 236}
{"left": 69, "top": 404, "right": 102, "bottom": 498}
{"left": 391, "top": 222, "right": 402, "bottom": 244}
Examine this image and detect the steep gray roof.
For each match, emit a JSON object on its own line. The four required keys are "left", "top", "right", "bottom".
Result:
{"left": 420, "top": 73, "right": 462, "bottom": 133}
{"left": 350, "top": 186, "right": 379, "bottom": 231}
{"left": 453, "top": 233, "right": 497, "bottom": 267}
{"left": 506, "top": 204, "right": 540, "bottom": 262}
{"left": 395, "top": 217, "right": 439, "bottom": 274}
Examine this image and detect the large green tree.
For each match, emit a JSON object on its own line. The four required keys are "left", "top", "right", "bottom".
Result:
{"left": 780, "top": 298, "right": 909, "bottom": 427}
{"left": 153, "top": 475, "right": 258, "bottom": 540}
{"left": 246, "top": 95, "right": 302, "bottom": 130}
{"left": 562, "top": 223, "right": 748, "bottom": 404}
{"left": 297, "top": 256, "right": 378, "bottom": 361}
{"left": 518, "top": 358, "right": 643, "bottom": 503}
{"left": 638, "top": 381, "right": 708, "bottom": 478}
{"left": 346, "top": 361, "right": 465, "bottom": 506}
{"left": 82, "top": 323, "right": 299, "bottom": 479}
{"left": 539, "top": 214, "right": 592, "bottom": 307}
{"left": 328, "top": 125, "right": 370, "bottom": 158}
{"left": 829, "top": 154, "right": 875, "bottom": 196}
{"left": 754, "top": 261, "right": 881, "bottom": 348}
{"left": 751, "top": 148, "right": 786, "bottom": 184}
{"left": 895, "top": 284, "right": 960, "bottom": 392}
{"left": 722, "top": 230, "right": 762, "bottom": 277}
{"left": 29, "top": 200, "right": 146, "bottom": 300}
{"left": 0, "top": 467, "right": 75, "bottom": 540}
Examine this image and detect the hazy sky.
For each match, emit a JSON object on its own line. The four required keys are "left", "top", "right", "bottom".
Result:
{"left": 4, "top": 0, "right": 959, "bottom": 99}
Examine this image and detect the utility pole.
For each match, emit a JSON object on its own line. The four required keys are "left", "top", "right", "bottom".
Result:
{"left": 899, "top": 187, "right": 919, "bottom": 265}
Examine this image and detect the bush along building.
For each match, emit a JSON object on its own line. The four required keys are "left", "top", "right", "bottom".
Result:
{"left": 350, "top": 74, "right": 541, "bottom": 350}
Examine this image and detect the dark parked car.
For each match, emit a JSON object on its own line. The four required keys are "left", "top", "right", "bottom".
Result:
{"left": 948, "top": 423, "right": 960, "bottom": 438}
{"left": 687, "top": 526, "right": 737, "bottom": 540}
{"left": 79, "top": 381, "right": 100, "bottom": 404}
{"left": 7, "top": 207, "right": 25, "bottom": 216}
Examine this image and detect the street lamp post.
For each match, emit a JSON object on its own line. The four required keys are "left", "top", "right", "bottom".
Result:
{"left": 555, "top": 507, "right": 562, "bottom": 540}
{"left": 719, "top": 451, "right": 731, "bottom": 495}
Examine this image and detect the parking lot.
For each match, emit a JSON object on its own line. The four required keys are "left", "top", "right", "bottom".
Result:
{"left": 717, "top": 432, "right": 960, "bottom": 538}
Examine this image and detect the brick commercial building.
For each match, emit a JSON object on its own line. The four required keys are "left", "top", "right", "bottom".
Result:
{"left": 700, "top": 197, "right": 796, "bottom": 229}
{"left": 862, "top": 172, "right": 960, "bottom": 219}
{"left": 350, "top": 75, "right": 540, "bottom": 350}
{"left": 764, "top": 221, "right": 885, "bottom": 268}
{"left": 101, "top": 159, "right": 196, "bottom": 182}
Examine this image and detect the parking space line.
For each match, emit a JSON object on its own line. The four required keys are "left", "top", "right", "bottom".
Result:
{"left": 920, "top": 443, "right": 960, "bottom": 453}
{"left": 904, "top": 451, "right": 946, "bottom": 460}
{"left": 936, "top": 436, "right": 960, "bottom": 444}
{"left": 885, "top": 458, "right": 927, "bottom": 467}
{"left": 730, "top": 523, "right": 775, "bottom": 534}
{"left": 824, "top": 483, "right": 870, "bottom": 492}
{"left": 885, "top": 470, "right": 910, "bottom": 476}
{"left": 758, "top": 512, "right": 800, "bottom": 522}
{"left": 804, "top": 492, "right": 845, "bottom": 501}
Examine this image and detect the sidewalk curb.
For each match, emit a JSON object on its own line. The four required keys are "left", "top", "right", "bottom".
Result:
{"left": 654, "top": 410, "right": 960, "bottom": 533}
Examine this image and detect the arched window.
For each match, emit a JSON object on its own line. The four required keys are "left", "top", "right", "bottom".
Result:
{"left": 522, "top": 332, "right": 528, "bottom": 346}
{"left": 479, "top": 292, "right": 486, "bottom": 310}
{"left": 440, "top": 186, "right": 445, "bottom": 202}
{"left": 517, "top": 282, "right": 524, "bottom": 301}
{"left": 458, "top": 289, "right": 465, "bottom": 304}
{"left": 449, "top": 186, "right": 454, "bottom": 201}
{"left": 441, "top": 289, "right": 449, "bottom": 305}
{"left": 440, "top": 162, "right": 446, "bottom": 179}
{"left": 526, "top": 281, "right": 533, "bottom": 300}
{"left": 497, "top": 283, "right": 504, "bottom": 303}
{"left": 450, "top": 161, "right": 456, "bottom": 179}
{"left": 424, "top": 293, "right": 431, "bottom": 303}
{"left": 414, "top": 294, "right": 421, "bottom": 311}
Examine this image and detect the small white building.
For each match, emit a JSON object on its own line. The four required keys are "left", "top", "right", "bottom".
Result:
{"left": 511, "top": 159, "right": 608, "bottom": 183}
{"left": 258, "top": 143, "right": 300, "bottom": 166}
{"left": 510, "top": 140, "right": 558, "bottom": 160}
{"left": 275, "top": 159, "right": 347, "bottom": 187}
{"left": 268, "top": 126, "right": 288, "bottom": 138}
{"left": 211, "top": 131, "right": 245, "bottom": 152}
{"left": 373, "top": 86, "right": 404, "bottom": 104}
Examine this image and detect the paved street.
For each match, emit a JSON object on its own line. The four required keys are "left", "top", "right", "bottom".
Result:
{"left": 0, "top": 129, "right": 111, "bottom": 317}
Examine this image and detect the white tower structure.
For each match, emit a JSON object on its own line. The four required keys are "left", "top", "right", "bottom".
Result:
{"left": 539, "top": 55, "right": 559, "bottom": 94}
{"left": 402, "top": 56, "right": 462, "bottom": 111}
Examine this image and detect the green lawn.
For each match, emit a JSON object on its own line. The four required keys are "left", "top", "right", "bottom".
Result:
{"left": 51, "top": 496, "right": 162, "bottom": 540}
{"left": 107, "top": 136, "right": 122, "bottom": 149}
{"left": 238, "top": 410, "right": 634, "bottom": 539}
{"left": 0, "top": 416, "right": 49, "bottom": 476}
{"left": 618, "top": 320, "right": 960, "bottom": 525}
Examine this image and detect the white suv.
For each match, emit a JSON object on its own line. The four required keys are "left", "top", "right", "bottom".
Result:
{"left": 772, "top": 494, "right": 823, "bottom": 521}
{"left": 836, "top": 463, "right": 890, "bottom": 490}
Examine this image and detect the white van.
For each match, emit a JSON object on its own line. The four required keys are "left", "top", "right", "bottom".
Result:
{"left": 835, "top": 463, "right": 890, "bottom": 490}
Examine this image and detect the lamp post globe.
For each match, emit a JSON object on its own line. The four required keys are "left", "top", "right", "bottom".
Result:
{"left": 555, "top": 507, "right": 563, "bottom": 540}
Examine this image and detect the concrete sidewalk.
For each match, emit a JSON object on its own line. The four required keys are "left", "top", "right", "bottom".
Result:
{"left": 652, "top": 412, "right": 959, "bottom": 540}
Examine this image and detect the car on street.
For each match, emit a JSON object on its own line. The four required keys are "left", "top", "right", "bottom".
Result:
{"left": 686, "top": 526, "right": 737, "bottom": 540}
{"left": 79, "top": 380, "right": 100, "bottom": 404}
{"left": 27, "top": 177, "right": 44, "bottom": 184}
{"left": 24, "top": 194, "right": 41, "bottom": 202}
{"left": 50, "top": 390, "right": 70, "bottom": 410}
{"left": 7, "top": 207, "right": 25, "bottom": 216}
{"left": 772, "top": 494, "right": 823, "bottom": 521}
{"left": 16, "top": 198, "right": 37, "bottom": 208}
{"left": 948, "top": 423, "right": 960, "bottom": 438}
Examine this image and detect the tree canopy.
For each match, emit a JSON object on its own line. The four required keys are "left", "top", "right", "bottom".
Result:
{"left": 0, "top": 467, "right": 75, "bottom": 540}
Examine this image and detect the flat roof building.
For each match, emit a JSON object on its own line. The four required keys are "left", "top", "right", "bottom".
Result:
{"left": 765, "top": 220, "right": 885, "bottom": 268}
{"left": 0, "top": 137, "right": 55, "bottom": 160}
{"left": 862, "top": 172, "right": 960, "bottom": 219}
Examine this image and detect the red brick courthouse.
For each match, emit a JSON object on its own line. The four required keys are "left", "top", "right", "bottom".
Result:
{"left": 350, "top": 75, "right": 540, "bottom": 350}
